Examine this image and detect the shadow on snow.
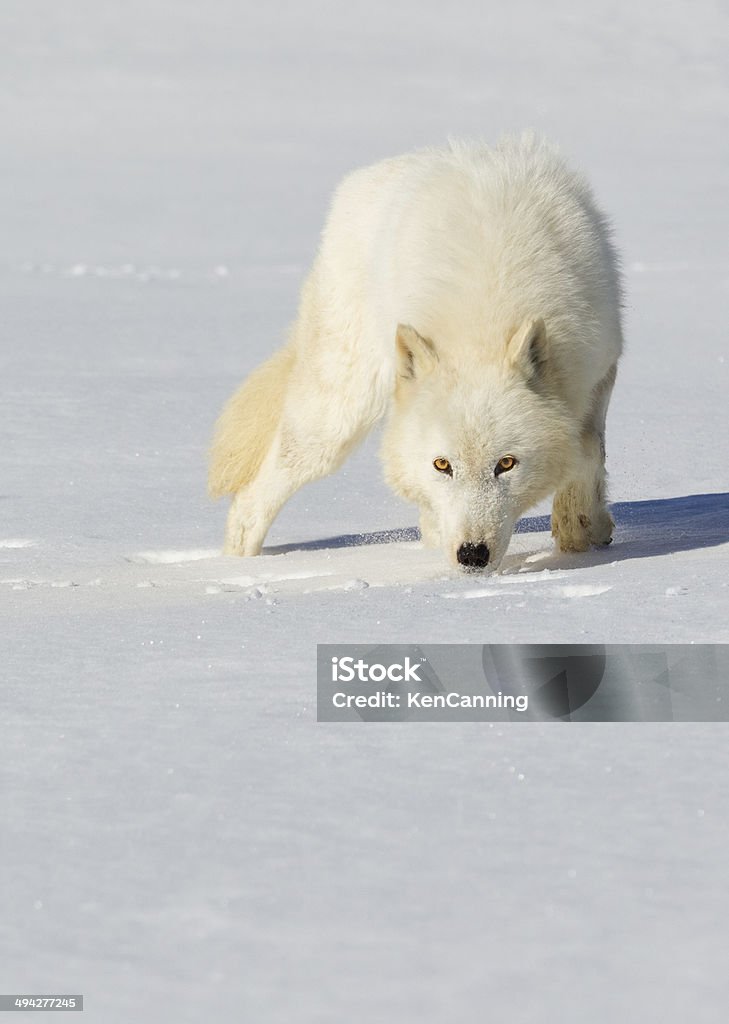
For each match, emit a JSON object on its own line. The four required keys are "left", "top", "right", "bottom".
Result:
{"left": 263, "top": 492, "right": 729, "bottom": 568}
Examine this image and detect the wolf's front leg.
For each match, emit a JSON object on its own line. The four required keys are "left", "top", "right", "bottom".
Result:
{"left": 223, "top": 452, "right": 292, "bottom": 557}
{"left": 223, "top": 421, "right": 350, "bottom": 557}
{"left": 551, "top": 471, "right": 614, "bottom": 552}
{"left": 551, "top": 363, "right": 616, "bottom": 553}
{"left": 223, "top": 371, "right": 387, "bottom": 556}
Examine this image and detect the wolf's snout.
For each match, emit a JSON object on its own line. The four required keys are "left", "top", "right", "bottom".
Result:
{"left": 457, "top": 542, "right": 490, "bottom": 569}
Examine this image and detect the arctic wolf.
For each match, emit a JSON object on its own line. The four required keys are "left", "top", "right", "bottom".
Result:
{"left": 209, "top": 136, "right": 623, "bottom": 571}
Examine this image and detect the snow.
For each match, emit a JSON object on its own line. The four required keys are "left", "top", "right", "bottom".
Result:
{"left": 2, "top": 1, "right": 729, "bottom": 1021}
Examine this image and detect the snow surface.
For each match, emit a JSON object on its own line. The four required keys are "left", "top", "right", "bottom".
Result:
{"left": 2, "top": 1, "right": 729, "bottom": 1021}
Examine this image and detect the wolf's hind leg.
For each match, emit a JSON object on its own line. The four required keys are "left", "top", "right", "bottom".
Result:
{"left": 552, "top": 363, "right": 617, "bottom": 553}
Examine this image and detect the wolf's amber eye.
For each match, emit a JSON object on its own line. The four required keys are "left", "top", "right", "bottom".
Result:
{"left": 495, "top": 455, "right": 517, "bottom": 476}
{"left": 433, "top": 457, "right": 452, "bottom": 475}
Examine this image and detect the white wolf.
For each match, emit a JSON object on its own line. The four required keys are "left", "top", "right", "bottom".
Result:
{"left": 209, "top": 135, "right": 623, "bottom": 571}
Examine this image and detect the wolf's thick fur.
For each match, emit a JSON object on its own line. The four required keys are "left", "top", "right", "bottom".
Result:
{"left": 210, "top": 136, "right": 623, "bottom": 570}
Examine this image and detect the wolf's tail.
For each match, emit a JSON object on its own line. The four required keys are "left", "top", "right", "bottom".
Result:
{"left": 208, "top": 343, "right": 296, "bottom": 498}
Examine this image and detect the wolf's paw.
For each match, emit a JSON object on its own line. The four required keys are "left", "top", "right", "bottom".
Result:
{"left": 551, "top": 508, "right": 614, "bottom": 553}
{"left": 226, "top": 532, "right": 266, "bottom": 557}
{"left": 223, "top": 527, "right": 265, "bottom": 557}
{"left": 224, "top": 494, "right": 267, "bottom": 557}
{"left": 551, "top": 513, "right": 590, "bottom": 553}
{"left": 587, "top": 508, "right": 614, "bottom": 547}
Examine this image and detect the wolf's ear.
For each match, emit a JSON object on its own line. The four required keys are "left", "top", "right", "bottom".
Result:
{"left": 396, "top": 324, "right": 438, "bottom": 382}
{"left": 508, "top": 317, "right": 548, "bottom": 383}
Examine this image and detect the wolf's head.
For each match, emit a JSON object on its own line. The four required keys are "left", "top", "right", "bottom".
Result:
{"left": 382, "top": 319, "right": 580, "bottom": 572}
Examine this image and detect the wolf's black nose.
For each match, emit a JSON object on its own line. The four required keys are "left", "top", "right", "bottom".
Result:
{"left": 457, "top": 542, "right": 490, "bottom": 568}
